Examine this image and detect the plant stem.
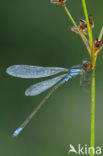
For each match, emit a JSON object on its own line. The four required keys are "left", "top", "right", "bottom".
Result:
{"left": 82, "top": 0, "right": 93, "bottom": 49}
{"left": 95, "top": 27, "right": 103, "bottom": 57}
{"left": 63, "top": 5, "right": 91, "bottom": 54}
{"left": 82, "top": 1, "right": 95, "bottom": 155}
{"left": 91, "top": 58, "right": 95, "bottom": 156}
{"left": 98, "top": 27, "right": 103, "bottom": 41}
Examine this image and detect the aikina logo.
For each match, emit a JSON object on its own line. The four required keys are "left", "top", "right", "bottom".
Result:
{"left": 68, "top": 144, "right": 101, "bottom": 155}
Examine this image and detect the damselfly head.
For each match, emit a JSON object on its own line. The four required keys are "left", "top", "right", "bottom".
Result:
{"left": 50, "top": 0, "right": 66, "bottom": 5}
{"left": 82, "top": 61, "right": 91, "bottom": 71}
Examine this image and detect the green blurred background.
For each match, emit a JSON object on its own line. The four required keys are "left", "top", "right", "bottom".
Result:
{"left": 0, "top": 0, "right": 103, "bottom": 155}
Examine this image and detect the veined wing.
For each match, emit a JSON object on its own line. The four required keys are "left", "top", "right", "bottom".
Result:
{"left": 6, "top": 65, "right": 68, "bottom": 78}
{"left": 25, "top": 74, "right": 67, "bottom": 96}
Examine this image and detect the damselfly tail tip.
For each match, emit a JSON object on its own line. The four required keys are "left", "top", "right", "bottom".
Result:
{"left": 12, "top": 127, "right": 23, "bottom": 137}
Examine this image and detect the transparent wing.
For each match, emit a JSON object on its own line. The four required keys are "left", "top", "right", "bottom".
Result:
{"left": 25, "top": 74, "right": 67, "bottom": 96}
{"left": 6, "top": 65, "right": 68, "bottom": 78}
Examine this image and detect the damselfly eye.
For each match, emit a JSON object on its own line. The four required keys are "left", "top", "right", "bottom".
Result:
{"left": 85, "top": 62, "right": 90, "bottom": 68}
{"left": 83, "top": 61, "right": 91, "bottom": 68}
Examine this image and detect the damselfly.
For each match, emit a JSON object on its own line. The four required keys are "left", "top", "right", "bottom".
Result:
{"left": 6, "top": 61, "right": 91, "bottom": 137}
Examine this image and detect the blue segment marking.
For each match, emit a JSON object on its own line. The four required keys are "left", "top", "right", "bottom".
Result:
{"left": 61, "top": 69, "right": 81, "bottom": 84}
{"left": 13, "top": 127, "right": 23, "bottom": 137}
{"left": 70, "top": 69, "right": 81, "bottom": 73}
